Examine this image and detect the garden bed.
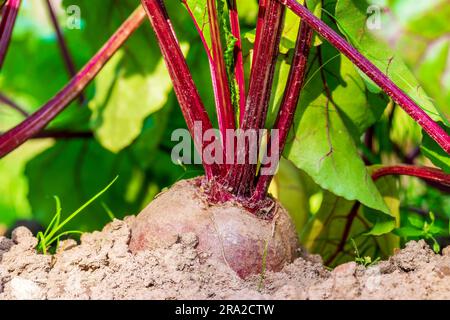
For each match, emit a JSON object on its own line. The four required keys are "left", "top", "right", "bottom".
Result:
{"left": 1, "top": 217, "right": 449, "bottom": 300}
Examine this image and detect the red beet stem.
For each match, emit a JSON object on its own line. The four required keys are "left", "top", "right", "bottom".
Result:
{"left": 0, "top": 0, "right": 21, "bottom": 69}
{"left": 224, "top": 0, "right": 285, "bottom": 197}
{"left": 45, "top": 0, "right": 85, "bottom": 105}
{"left": 250, "top": 0, "right": 267, "bottom": 82}
{"left": 253, "top": 20, "right": 313, "bottom": 201}
{"left": 281, "top": 0, "right": 450, "bottom": 155}
{"left": 326, "top": 165, "right": 450, "bottom": 266}
{"left": 228, "top": 0, "right": 246, "bottom": 125}
{"left": 207, "top": 0, "right": 236, "bottom": 138}
{"left": 372, "top": 165, "right": 450, "bottom": 187}
{"left": 141, "top": 0, "right": 220, "bottom": 179}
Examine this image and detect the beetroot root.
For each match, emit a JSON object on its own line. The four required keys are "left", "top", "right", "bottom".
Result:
{"left": 129, "top": 178, "right": 299, "bottom": 278}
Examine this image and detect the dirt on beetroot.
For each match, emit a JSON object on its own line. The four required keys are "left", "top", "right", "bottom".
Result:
{"left": 1, "top": 215, "right": 450, "bottom": 300}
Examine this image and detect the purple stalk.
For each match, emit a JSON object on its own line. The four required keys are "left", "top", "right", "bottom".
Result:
{"left": 280, "top": 0, "right": 450, "bottom": 155}
{"left": 0, "top": 0, "right": 21, "bottom": 69}
{"left": 327, "top": 164, "right": 450, "bottom": 266}
{"left": 253, "top": 20, "right": 313, "bottom": 201}
{"left": 181, "top": 1, "right": 222, "bottom": 123}
{"left": 33, "top": 130, "right": 93, "bottom": 140}
{"left": 45, "top": 0, "right": 85, "bottom": 105}
{"left": 224, "top": 0, "right": 285, "bottom": 197}
{"left": 228, "top": 0, "right": 246, "bottom": 124}
{"left": 207, "top": 0, "right": 236, "bottom": 137}
{"left": 250, "top": 0, "right": 267, "bottom": 81}
{"left": 372, "top": 165, "right": 450, "bottom": 187}
{"left": 0, "top": 6, "right": 146, "bottom": 158}
{"left": 182, "top": 0, "right": 234, "bottom": 162}
{"left": 141, "top": 0, "right": 220, "bottom": 179}
{"left": 0, "top": 129, "right": 93, "bottom": 139}
{"left": 0, "top": 92, "right": 29, "bottom": 116}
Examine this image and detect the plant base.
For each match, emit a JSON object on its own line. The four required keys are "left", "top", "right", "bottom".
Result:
{"left": 128, "top": 178, "right": 299, "bottom": 278}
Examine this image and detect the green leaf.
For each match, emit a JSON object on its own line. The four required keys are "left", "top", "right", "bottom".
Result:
{"left": 429, "top": 224, "right": 447, "bottom": 237}
{"left": 0, "top": 141, "right": 54, "bottom": 226}
{"left": 335, "top": 0, "right": 445, "bottom": 124}
{"left": 266, "top": 56, "right": 292, "bottom": 128}
{"left": 363, "top": 173, "right": 400, "bottom": 253}
{"left": 184, "top": 0, "right": 212, "bottom": 48}
{"left": 285, "top": 43, "right": 389, "bottom": 214}
{"left": 269, "top": 158, "right": 318, "bottom": 235}
{"left": 60, "top": 1, "right": 191, "bottom": 153}
{"left": 280, "top": 0, "right": 322, "bottom": 54}
{"left": 301, "top": 191, "right": 356, "bottom": 259}
{"left": 361, "top": 169, "right": 400, "bottom": 237}
{"left": 88, "top": 45, "right": 186, "bottom": 153}
{"left": 429, "top": 211, "right": 436, "bottom": 224}
{"left": 416, "top": 39, "right": 450, "bottom": 121}
{"left": 61, "top": 0, "right": 142, "bottom": 50}
{"left": 371, "top": 0, "right": 450, "bottom": 121}
{"left": 329, "top": 56, "right": 387, "bottom": 135}
{"left": 243, "top": 0, "right": 322, "bottom": 56}
{"left": 130, "top": 102, "right": 174, "bottom": 169}
{"left": 300, "top": 174, "right": 399, "bottom": 266}
{"left": 394, "top": 227, "right": 425, "bottom": 238}
{"left": 432, "top": 239, "right": 440, "bottom": 254}
{"left": 407, "top": 214, "right": 425, "bottom": 229}
{"left": 235, "top": 0, "right": 258, "bottom": 25}
{"left": 363, "top": 210, "right": 397, "bottom": 236}
{"left": 285, "top": 95, "right": 388, "bottom": 212}
{"left": 421, "top": 123, "right": 450, "bottom": 173}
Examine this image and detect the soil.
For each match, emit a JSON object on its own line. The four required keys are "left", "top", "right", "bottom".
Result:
{"left": 1, "top": 217, "right": 450, "bottom": 300}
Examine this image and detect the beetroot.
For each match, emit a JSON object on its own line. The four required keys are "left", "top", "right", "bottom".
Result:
{"left": 129, "top": 179, "right": 299, "bottom": 278}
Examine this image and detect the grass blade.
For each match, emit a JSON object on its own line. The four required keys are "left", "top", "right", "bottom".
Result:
{"left": 44, "top": 176, "right": 119, "bottom": 242}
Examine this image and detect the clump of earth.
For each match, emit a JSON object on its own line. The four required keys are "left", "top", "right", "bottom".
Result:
{"left": 1, "top": 216, "right": 450, "bottom": 300}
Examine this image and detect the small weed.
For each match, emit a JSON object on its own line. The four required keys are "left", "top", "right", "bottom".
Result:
{"left": 351, "top": 239, "right": 380, "bottom": 267}
{"left": 36, "top": 176, "right": 118, "bottom": 254}
{"left": 395, "top": 212, "right": 446, "bottom": 253}
{"left": 101, "top": 202, "right": 116, "bottom": 221}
